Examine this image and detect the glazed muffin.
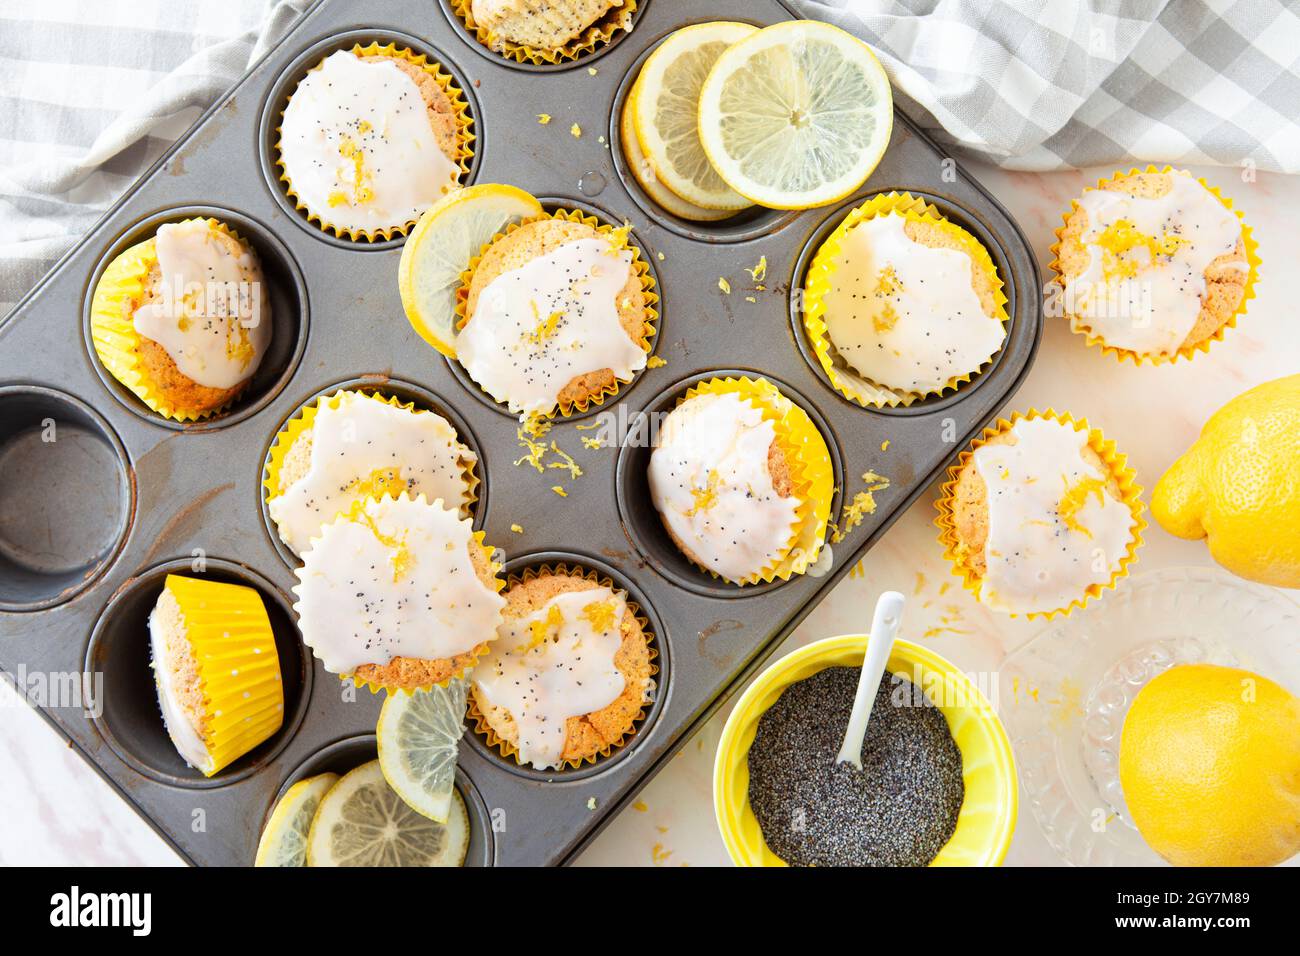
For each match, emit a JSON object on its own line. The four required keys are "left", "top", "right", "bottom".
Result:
{"left": 469, "top": 0, "right": 631, "bottom": 57}
{"left": 471, "top": 566, "right": 654, "bottom": 769}
{"left": 456, "top": 214, "right": 653, "bottom": 416}
{"left": 816, "top": 210, "right": 1007, "bottom": 397}
{"left": 292, "top": 494, "right": 505, "bottom": 692}
{"left": 149, "top": 575, "right": 284, "bottom": 776}
{"left": 277, "top": 46, "right": 470, "bottom": 238}
{"left": 1056, "top": 169, "right": 1250, "bottom": 360}
{"left": 266, "top": 389, "right": 478, "bottom": 557}
{"left": 648, "top": 377, "right": 834, "bottom": 586}
{"left": 89, "top": 217, "right": 271, "bottom": 420}
{"left": 946, "top": 415, "right": 1140, "bottom": 616}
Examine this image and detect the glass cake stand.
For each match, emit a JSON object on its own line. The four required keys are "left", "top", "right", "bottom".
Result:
{"left": 998, "top": 566, "right": 1300, "bottom": 867}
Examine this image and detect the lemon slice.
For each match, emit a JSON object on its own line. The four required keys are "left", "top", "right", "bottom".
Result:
{"left": 377, "top": 678, "right": 468, "bottom": 823}
{"left": 632, "top": 21, "right": 756, "bottom": 211}
{"left": 398, "top": 183, "right": 544, "bottom": 358}
{"left": 698, "top": 21, "right": 894, "bottom": 210}
{"left": 306, "top": 759, "right": 469, "bottom": 867}
{"left": 620, "top": 88, "right": 736, "bottom": 222}
{"left": 254, "top": 772, "right": 338, "bottom": 867}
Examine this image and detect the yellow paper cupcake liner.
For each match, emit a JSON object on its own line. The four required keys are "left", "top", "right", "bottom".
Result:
{"left": 802, "top": 192, "right": 1010, "bottom": 408}
{"left": 451, "top": 0, "right": 637, "bottom": 65}
{"left": 467, "top": 561, "right": 658, "bottom": 769}
{"left": 671, "top": 376, "right": 835, "bottom": 586}
{"left": 88, "top": 217, "right": 250, "bottom": 423}
{"left": 162, "top": 574, "right": 284, "bottom": 776}
{"left": 274, "top": 42, "right": 476, "bottom": 243}
{"left": 455, "top": 207, "right": 659, "bottom": 418}
{"left": 262, "top": 388, "right": 480, "bottom": 545}
{"left": 933, "top": 408, "right": 1147, "bottom": 621}
{"left": 1049, "top": 165, "right": 1260, "bottom": 366}
{"left": 314, "top": 493, "right": 505, "bottom": 695}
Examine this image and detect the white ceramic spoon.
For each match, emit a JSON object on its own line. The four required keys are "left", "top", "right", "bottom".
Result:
{"left": 836, "top": 590, "right": 906, "bottom": 769}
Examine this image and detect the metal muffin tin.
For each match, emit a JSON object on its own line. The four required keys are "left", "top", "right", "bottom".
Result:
{"left": 0, "top": 0, "right": 1041, "bottom": 866}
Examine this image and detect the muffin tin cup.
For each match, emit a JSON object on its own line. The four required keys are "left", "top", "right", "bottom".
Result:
{"left": 80, "top": 205, "right": 310, "bottom": 431}
{"left": 258, "top": 374, "right": 488, "bottom": 570}
{"left": 0, "top": 385, "right": 135, "bottom": 612}
{"left": 84, "top": 557, "right": 313, "bottom": 789}
{"left": 438, "top": 0, "right": 649, "bottom": 72}
{"left": 2, "top": 0, "right": 1043, "bottom": 866}
{"left": 268, "top": 733, "right": 497, "bottom": 866}
{"left": 615, "top": 369, "right": 846, "bottom": 599}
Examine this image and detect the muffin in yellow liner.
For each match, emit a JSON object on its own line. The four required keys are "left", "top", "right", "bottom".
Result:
{"left": 89, "top": 217, "right": 271, "bottom": 422}
{"left": 467, "top": 562, "right": 658, "bottom": 770}
{"left": 275, "top": 42, "right": 475, "bottom": 242}
{"left": 454, "top": 207, "right": 658, "bottom": 418}
{"left": 648, "top": 376, "right": 835, "bottom": 586}
{"left": 263, "top": 388, "right": 479, "bottom": 557}
{"left": 451, "top": 0, "right": 637, "bottom": 65}
{"left": 803, "top": 192, "right": 1009, "bottom": 408}
{"left": 292, "top": 493, "right": 506, "bottom": 694}
{"left": 1050, "top": 166, "right": 1259, "bottom": 365}
{"left": 934, "top": 408, "right": 1146, "bottom": 620}
{"left": 149, "top": 574, "right": 284, "bottom": 776}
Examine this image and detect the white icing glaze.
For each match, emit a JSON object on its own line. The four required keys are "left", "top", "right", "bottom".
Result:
{"left": 973, "top": 418, "right": 1136, "bottom": 614}
{"left": 149, "top": 590, "right": 213, "bottom": 774}
{"left": 822, "top": 213, "right": 1004, "bottom": 394}
{"left": 648, "top": 391, "right": 798, "bottom": 582}
{"left": 456, "top": 237, "right": 646, "bottom": 415}
{"left": 279, "top": 50, "right": 459, "bottom": 232}
{"left": 1063, "top": 171, "right": 1246, "bottom": 355}
{"left": 269, "top": 391, "right": 476, "bottom": 556}
{"left": 132, "top": 220, "right": 271, "bottom": 389}
{"left": 473, "top": 586, "right": 630, "bottom": 770}
{"left": 293, "top": 495, "right": 504, "bottom": 674}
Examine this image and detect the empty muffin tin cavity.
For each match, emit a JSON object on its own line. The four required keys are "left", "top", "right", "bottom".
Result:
{"left": 81, "top": 205, "right": 310, "bottom": 431}
{"left": 615, "top": 370, "right": 845, "bottom": 599}
{"left": 258, "top": 28, "right": 482, "bottom": 249}
{"left": 788, "top": 190, "right": 1019, "bottom": 417}
{"left": 463, "top": 550, "right": 669, "bottom": 782}
{"left": 608, "top": 24, "right": 800, "bottom": 244}
{"left": 84, "top": 557, "right": 312, "bottom": 789}
{"left": 0, "top": 386, "right": 134, "bottom": 612}
{"left": 259, "top": 376, "right": 488, "bottom": 570}
{"left": 435, "top": 0, "right": 649, "bottom": 73}
{"left": 445, "top": 196, "right": 664, "bottom": 422}
{"left": 270, "top": 733, "right": 496, "bottom": 866}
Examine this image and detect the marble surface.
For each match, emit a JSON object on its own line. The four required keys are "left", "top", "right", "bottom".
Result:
{"left": 3, "top": 160, "right": 1297, "bottom": 867}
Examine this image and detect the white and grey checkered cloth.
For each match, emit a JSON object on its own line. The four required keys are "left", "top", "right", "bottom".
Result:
{"left": 3, "top": 0, "right": 1299, "bottom": 318}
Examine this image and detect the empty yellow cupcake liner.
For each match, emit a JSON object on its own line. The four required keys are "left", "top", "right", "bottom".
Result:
{"left": 1049, "top": 165, "right": 1260, "bottom": 366}
{"left": 803, "top": 192, "right": 1010, "bottom": 408}
{"left": 451, "top": 0, "right": 637, "bottom": 65}
{"left": 455, "top": 207, "right": 659, "bottom": 418}
{"left": 671, "top": 376, "right": 835, "bottom": 586}
{"left": 262, "top": 388, "right": 480, "bottom": 544}
{"left": 934, "top": 408, "right": 1146, "bottom": 621}
{"left": 275, "top": 42, "right": 476, "bottom": 243}
{"left": 88, "top": 217, "right": 252, "bottom": 423}
{"left": 300, "top": 493, "right": 506, "bottom": 695}
{"left": 161, "top": 574, "right": 284, "bottom": 776}
{"left": 467, "top": 561, "right": 658, "bottom": 770}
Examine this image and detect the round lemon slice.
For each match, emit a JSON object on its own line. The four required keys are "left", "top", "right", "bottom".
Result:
{"left": 620, "top": 88, "right": 736, "bottom": 222}
{"left": 254, "top": 772, "right": 338, "bottom": 867}
{"left": 306, "top": 759, "right": 469, "bottom": 867}
{"left": 377, "top": 679, "right": 468, "bottom": 824}
{"left": 632, "top": 21, "right": 756, "bottom": 211}
{"left": 698, "top": 21, "right": 894, "bottom": 210}
{"left": 398, "top": 183, "right": 544, "bottom": 359}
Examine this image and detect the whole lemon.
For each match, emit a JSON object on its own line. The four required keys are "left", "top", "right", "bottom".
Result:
{"left": 1152, "top": 374, "right": 1300, "bottom": 587}
{"left": 1119, "top": 663, "right": 1300, "bottom": 867}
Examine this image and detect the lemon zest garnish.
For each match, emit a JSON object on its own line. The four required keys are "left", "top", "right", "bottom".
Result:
{"left": 645, "top": 355, "right": 667, "bottom": 369}
{"left": 746, "top": 256, "right": 767, "bottom": 282}
{"left": 522, "top": 604, "right": 566, "bottom": 652}
{"left": 526, "top": 309, "right": 565, "bottom": 345}
{"left": 551, "top": 485, "right": 568, "bottom": 497}
{"left": 354, "top": 509, "right": 413, "bottom": 582}
{"left": 349, "top": 467, "right": 407, "bottom": 500}
{"left": 1058, "top": 475, "right": 1108, "bottom": 538}
{"left": 547, "top": 442, "right": 583, "bottom": 479}
{"left": 744, "top": 296, "right": 757, "bottom": 303}
{"left": 513, "top": 415, "right": 551, "bottom": 472}
{"left": 580, "top": 598, "right": 619, "bottom": 632}
{"left": 687, "top": 469, "right": 721, "bottom": 516}
{"left": 336, "top": 136, "right": 373, "bottom": 206}
{"left": 718, "top": 277, "right": 731, "bottom": 295}
{"left": 881, "top": 440, "right": 891, "bottom": 451}
{"left": 537, "top": 113, "right": 551, "bottom": 125}
{"left": 831, "top": 471, "right": 892, "bottom": 543}
{"left": 570, "top": 123, "right": 582, "bottom": 138}
{"left": 1095, "top": 219, "right": 1187, "bottom": 283}
{"left": 587, "top": 67, "right": 598, "bottom": 76}
{"left": 581, "top": 436, "right": 604, "bottom": 450}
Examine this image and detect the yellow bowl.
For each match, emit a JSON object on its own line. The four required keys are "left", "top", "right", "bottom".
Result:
{"left": 714, "top": 634, "right": 1018, "bottom": 866}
